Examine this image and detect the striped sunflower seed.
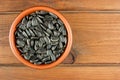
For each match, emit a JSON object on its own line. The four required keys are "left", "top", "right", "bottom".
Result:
{"left": 34, "top": 40, "right": 39, "bottom": 50}
{"left": 45, "top": 61, "right": 52, "bottom": 64}
{"left": 57, "top": 19, "right": 63, "bottom": 25}
{"left": 22, "top": 31, "right": 28, "bottom": 38}
{"left": 44, "top": 36, "right": 50, "bottom": 44}
{"left": 46, "top": 29, "right": 52, "bottom": 34}
{"left": 49, "top": 12, "right": 58, "bottom": 19}
{"left": 32, "top": 17, "right": 38, "bottom": 26}
{"left": 51, "top": 45, "right": 57, "bottom": 50}
{"left": 27, "top": 20, "right": 32, "bottom": 28}
{"left": 22, "top": 17, "right": 27, "bottom": 24}
{"left": 48, "top": 22, "right": 54, "bottom": 29}
{"left": 36, "top": 16, "right": 43, "bottom": 23}
{"left": 27, "top": 39, "right": 30, "bottom": 47}
{"left": 30, "top": 39, "right": 34, "bottom": 47}
{"left": 39, "top": 10, "right": 48, "bottom": 15}
{"left": 51, "top": 36, "right": 59, "bottom": 42}
{"left": 29, "top": 29, "right": 35, "bottom": 36}
{"left": 53, "top": 30, "right": 60, "bottom": 36}
{"left": 25, "top": 29, "right": 31, "bottom": 36}
{"left": 16, "top": 39, "right": 25, "bottom": 47}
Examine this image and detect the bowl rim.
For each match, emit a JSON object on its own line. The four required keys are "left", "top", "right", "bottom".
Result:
{"left": 9, "top": 6, "right": 72, "bottom": 69}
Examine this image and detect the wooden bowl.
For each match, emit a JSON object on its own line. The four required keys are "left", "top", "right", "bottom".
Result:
{"left": 9, "top": 6, "right": 72, "bottom": 69}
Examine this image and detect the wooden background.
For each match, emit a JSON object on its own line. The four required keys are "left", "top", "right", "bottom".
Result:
{"left": 1, "top": 0, "right": 120, "bottom": 80}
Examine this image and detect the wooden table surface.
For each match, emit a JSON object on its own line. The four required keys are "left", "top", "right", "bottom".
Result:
{"left": 1, "top": 0, "right": 120, "bottom": 80}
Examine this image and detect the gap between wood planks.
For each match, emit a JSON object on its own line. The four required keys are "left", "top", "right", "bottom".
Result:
{"left": 1, "top": 63, "right": 120, "bottom": 67}
{"left": 2, "top": 11, "right": 120, "bottom": 14}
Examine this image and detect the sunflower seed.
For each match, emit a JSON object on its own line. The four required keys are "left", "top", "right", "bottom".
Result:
{"left": 50, "top": 53, "right": 56, "bottom": 61}
{"left": 45, "top": 15, "right": 53, "bottom": 21}
{"left": 39, "top": 37, "right": 45, "bottom": 43}
{"left": 33, "top": 59, "right": 39, "bottom": 63}
{"left": 51, "top": 41, "right": 58, "bottom": 45}
{"left": 18, "top": 29, "right": 22, "bottom": 33}
{"left": 49, "top": 12, "right": 58, "bottom": 19}
{"left": 28, "top": 48, "right": 36, "bottom": 54}
{"left": 43, "top": 31, "right": 50, "bottom": 36}
{"left": 18, "top": 48, "right": 24, "bottom": 53}
{"left": 44, "top": 36, "right": 50, "bottom": 44}
{"left": 22, "top": 46, "right": 29, "bottom": 53}
{"left": 47, "top": 50, "right": 52, "bottom": 55}
{"left": 30, "top": 56, "right": 37, "bottom": 61}
{"left": 57, "top": 19, "right": 63, "bottom": 25}
{"left": 23, "top": 54, "right": 30, "bottom": 60}
{"left": 53, "top": 30, "right": 60, "bottom": 36}
{"left": 16, "top": 39, "right": 25, "bottom": 47}
{"left": 29, "top": 29, "right": 35, "bottom": 36}
{"left": 51, "top": 36, "right": 59, "bottom": 42}
{"left": 46, "top": 29, "right": 52, "bottom": 34}
{"left": 59, "top": 42, "right": 63, "bottom": 48}
{"left": 51, "top": 45, "right": 57, "bottom": 50}
{"left": 27, "top": 20, "right": 32, "bottom": 28}
{"left": 27, "top": 39, "right": 30, "bottom": 47}
{"left": 48, "top": 22, "right": 54, "bottom": 29}
{"left": 36, "top": 31, "right": 42, "bottom": 37}
{"left": 34, "top": 40, "right": 39, "bottom": 50}
{"left": 22, "top": 31, "right": 28, "bottom": 38}
{"left": 22, "top": 17, "right": 27, "bottom": 24}
{"left": 36, "top": 16, "right": 43, "bottom": 23}
{"left": 25, "top": 29, "right": 31, "bottom": 36}
{"left": 36, "top": 61, "right": 42, "bottom": 65}
{"left": 19, "top": 24, "right": 26, "bottom": 30}
{"left": 37, "top": 54, "right": 42, "bottom": 59}
{"left": 59, "top": 26, "right": 64, "bottom": 32}
{"left": 55, "top": 23, "right": 60, "bottom": 30}
{"left": 30, "top": 40, "right": 34, "bottom": 47}
{"left": 55, "top": 53, "right": 61, "bottom": 59}
{"left": 36, "top": 48, "right": 46, "bottom": 53}
{"left": 31, "top": 29, "right": 38, "bottom": 36}
{"left": 32, "top": 17, "right": 38, "bottom": 26}
{"left": 38, "top": 41, "right": 43, "bottom": 47}
{"left": 47, "top": 44, "right": 52, "bottom": 49}
{"left": 45, "top": 61, "right": 52, "bottom": 64}
{"left": 52, "top": 19, "right": 57, "bottom": 24}
{"left": 39, "top": 23, "right": 46, "bottom": 30}
{"left": 39, "top": 10, "right": 48, "bottom": 15}
{"left": 37, "top": 15, "right": 44, "bottom": 18}
{"left": 31, "top": 37, "right": 39, "bottom": 39}
{"left": 62, "top": 29, "right": 67, "bottom": 35}
{"left": 30, "top": 13, "right": 36, "bottom": 16}
{"left": 43, "top": 43, "right": 47, "bottom": 48}
{"left": 29, "top": 15, "right": 33, "bottom": 20}
{"left": 15, "top": 31, "right": 24, "bottom": 38}
{"left": 30, "top": 60, "right": 34, "bottom": 63}
{"left": 42, "top": 58, "right": 47, "bottom": 63}
{"left": 60, "top": 35, "right": 65, "bottom": 42}
{"left": 64, "top": 37, "right": 67, "bottom": 44}
{"left": 35, "top": 11, "right": 40, "bottom": 14}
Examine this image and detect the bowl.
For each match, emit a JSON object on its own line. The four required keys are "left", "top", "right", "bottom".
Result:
{"left": 9, "top": 6, "right": 72, "bottom": 69}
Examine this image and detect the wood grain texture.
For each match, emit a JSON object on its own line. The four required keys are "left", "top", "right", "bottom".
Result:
{"left": 1, "top": 0, "right": 120, "bottom": 80}
{"left": 1, "top": 66, "right": 120, "bottom": 80}
{"left": 1, "top": 0, "right": 120, "bottom": 12}
{"left": 1, "top": 12, "right": 120, "bottom": 65}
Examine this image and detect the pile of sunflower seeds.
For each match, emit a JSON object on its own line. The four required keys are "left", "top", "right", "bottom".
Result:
{"left": 15, "top": 10, "right": 68, "bottom": 64}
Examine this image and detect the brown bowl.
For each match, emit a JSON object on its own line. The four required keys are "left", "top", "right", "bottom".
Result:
{"left": 9, "top": 6, "right": 72, "bottom": 69}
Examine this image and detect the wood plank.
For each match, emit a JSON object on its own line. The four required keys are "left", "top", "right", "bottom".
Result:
{"left": 1, "top": 12, "right": 120, "bottom": 65}
{"left": 1, "top": 0, "right": 120, "bottom": 12}
{"left": 1, "top": 66, "right": 120, "bottom": 80}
